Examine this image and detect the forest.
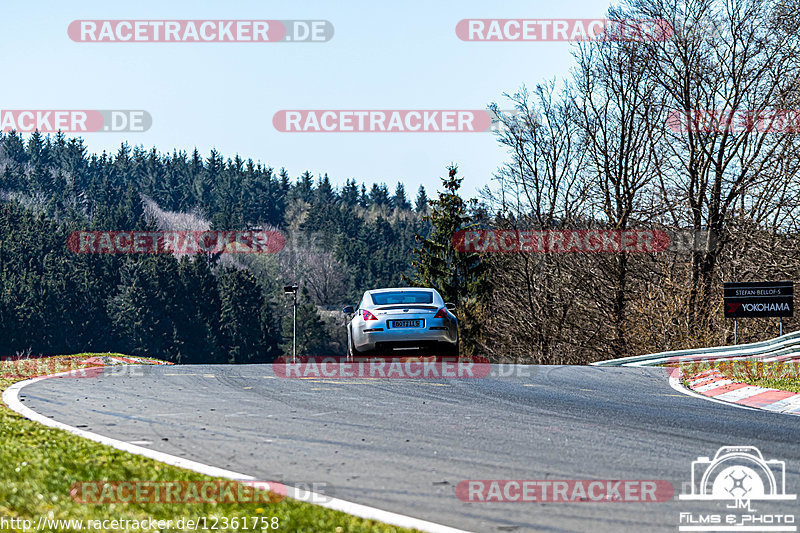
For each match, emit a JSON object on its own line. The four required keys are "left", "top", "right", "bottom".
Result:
{"left": 0, "top": 132, "right": 431, "bottom": 361}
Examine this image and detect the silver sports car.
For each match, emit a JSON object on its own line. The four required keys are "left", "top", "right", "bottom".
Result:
{"left": 343, "top": 288, "right": 459, "bottom": 357}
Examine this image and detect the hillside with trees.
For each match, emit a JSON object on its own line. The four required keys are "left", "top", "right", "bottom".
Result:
{"left": 0, "top": 132, "right": 430, "bottom": 361}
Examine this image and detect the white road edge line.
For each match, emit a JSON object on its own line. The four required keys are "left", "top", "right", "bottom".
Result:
{"left": 3, "top": 369, "right": 473, "bottom": 533}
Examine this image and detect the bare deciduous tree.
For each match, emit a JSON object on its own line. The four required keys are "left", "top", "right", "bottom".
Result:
{"left": 480, "top": 0, "right": 800, "bottom": 363}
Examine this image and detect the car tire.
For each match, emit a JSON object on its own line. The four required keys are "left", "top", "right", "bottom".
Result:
{"left": 446, "top": 341, "right": 460, "bottom": 359}
{"left": 348, "top": 327, "right": 371, "bottom": 359}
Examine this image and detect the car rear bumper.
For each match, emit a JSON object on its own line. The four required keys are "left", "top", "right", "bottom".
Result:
{"left": 353, "top": 325, "right": 457, "bottom": 352}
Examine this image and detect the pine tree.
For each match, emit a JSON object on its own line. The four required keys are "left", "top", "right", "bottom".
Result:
{"left": 409, "top": 166, "right": 486, "bottom": 354}
{"left": 260, "top": 299, "right": 282, "bottom": 362}
{"left": 415, "top": 185, "right": 429, "bottom": 213}
{"left": 341, "top": 179, "right": 360, "bottom": 207}
{"left": 176, "top": 254, "right": 222, "bottom": 363}
{"left": 315, "top": 173, "right": 337, "bottom": 205}
{"left": 107, "top": 258, "right": 173, "bottom": 357}
{"left": 392, "top": 182, "right": 411, "bottom": 210}
{"left": 369, "top": 183, "right": 390, "bottom": 207}
{"left": 218, "top": 267, "right": 268, "bottom": 363}
{"left": 295, "top": 171, "right": 315, "bottom": 203}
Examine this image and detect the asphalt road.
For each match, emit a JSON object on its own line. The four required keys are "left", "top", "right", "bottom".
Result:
{"left": 17, "top": 363, "right": 800, "bottom": 533}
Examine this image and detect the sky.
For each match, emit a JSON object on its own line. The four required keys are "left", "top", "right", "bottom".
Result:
{"left": 0, "top": 0, "right": 618, "bottom": 199}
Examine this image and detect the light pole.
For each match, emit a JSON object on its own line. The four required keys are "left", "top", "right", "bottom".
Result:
{"left": 283, "top": 284, "right": 299, "bottom": 362}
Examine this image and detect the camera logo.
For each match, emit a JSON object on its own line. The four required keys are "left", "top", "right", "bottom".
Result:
{"left": 680, "top": 446, "right": 795, "bottom": 501}
{"left": 678, "top": 446, "right": 796, "bottom": 532}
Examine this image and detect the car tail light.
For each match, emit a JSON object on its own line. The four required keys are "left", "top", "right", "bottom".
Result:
{"left": 433, "top": 307, "right": 447, "bottom": 319}
{"left": 362, "top": 310, "right": 378, "bottom": 321}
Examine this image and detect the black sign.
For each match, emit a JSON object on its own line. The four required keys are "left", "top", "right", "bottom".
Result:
{"left": 724, "top": 281, "right": 793, "bottom": 318}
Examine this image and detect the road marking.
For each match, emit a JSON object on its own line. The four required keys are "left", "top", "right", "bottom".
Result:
{"left": 523, "top": 384, "right": 534, "bottom": 387}
{"left": 243, "top": 387, "right": 253, "bottom": 390}
{"left": 3, "top": 371, "right": 472, "bottom": 533}
{"left": 203, "top": 374, "right": 215, "bottom": 378}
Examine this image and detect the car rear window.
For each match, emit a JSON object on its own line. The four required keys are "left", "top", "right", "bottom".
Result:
{"left": 371, "top": 291, "right": 433, "bottom": 305}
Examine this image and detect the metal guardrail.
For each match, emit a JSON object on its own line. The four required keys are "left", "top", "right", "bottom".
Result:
{"left": 591, "top": 330, "right": 800, "bottom": 367}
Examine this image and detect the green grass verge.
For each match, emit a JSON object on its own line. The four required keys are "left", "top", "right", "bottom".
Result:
{"left": 677, "top": 359, "right": 800, "bottom": 393}
{"left": 0, "top": 354, "right": 418, "bottom": 533}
